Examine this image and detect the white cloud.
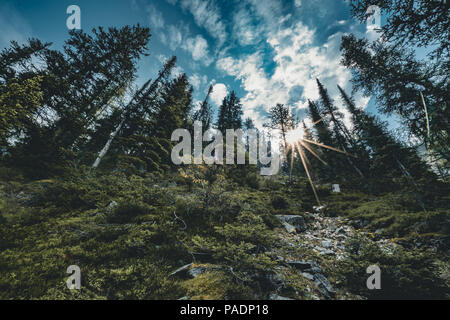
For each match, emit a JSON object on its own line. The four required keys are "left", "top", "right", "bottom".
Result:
{"left": 210, "top": 83, "right": 228, "bottom": 106}
{"left": 217, "top": 21, "right": 369, "bottom": 129}
{"left": 232, "top": 8, "right": 259, "bottom": 46}
{"left": 294, "top": 0, "right": 302, "bottom": 7}
{"left": 166, "top": 25, "right": 183, "bottom": 50}
{"left": 180, "top": 0, "right": 227, "bottom": 46}
{"left": 189, "top": 73, "right": 208, "bottom": 90}
{"left": 147, "top": 4, "right": 165, "bottom": 30}
{"left": 182, "top": 35, "right": 212, "bottom": 65}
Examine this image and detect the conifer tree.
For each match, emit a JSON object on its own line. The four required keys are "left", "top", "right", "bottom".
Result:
{"left": 193, "top": 85, "right": 213, "bottom": 131}
{"left": 316, "top": 80, "right": 364, "bottom": 177}
{"left": 216, "top": 91, "right": 243, "bottom": 132}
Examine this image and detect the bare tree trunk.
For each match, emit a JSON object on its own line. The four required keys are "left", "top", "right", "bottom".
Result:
{"left": 92, "top": 118, "right": 125, "bottom": 169}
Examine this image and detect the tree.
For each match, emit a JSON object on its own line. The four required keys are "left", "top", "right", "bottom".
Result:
{"left": 216, "top": 91, "right": 243, "bottom": 132}
{"left": 316, "top": 79, "right": 364, "bottom": 178}
{"left": 265, "top": 104, "right": 294, "bottom": 151}
{"left": 0, "top": 77, "right": 43, "bottom": 147}
{"left": 349, "top": 0, "right": 449, "bottom": 59}
{"left": 193, "top": 85, "right": 213, "bottom": 131}
{"left": 3, "top": 25, "right": 151, "bottom": 177}
{"left": 341, "top": 34, "right": 449, "bottom": 170}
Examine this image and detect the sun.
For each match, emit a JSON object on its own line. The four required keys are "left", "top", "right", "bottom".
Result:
{"left": 282, "top": 120, "right": 352, "bottom": 207}
{"left": 286, "top": 127, "right": 304, "bottom": 145}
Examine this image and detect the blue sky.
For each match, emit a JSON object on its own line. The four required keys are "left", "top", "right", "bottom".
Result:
{"left": 0, "top": 0, "right": 387, "bottom": 128}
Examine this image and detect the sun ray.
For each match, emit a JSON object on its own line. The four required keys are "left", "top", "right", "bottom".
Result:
{"left": 295, "top": 142, "right": 321, "bottom": 207}
{"left": 301, "top": 141, "right": 328, "bottom": 166}
{"left": 302, "top": 138, "right": 354, "bottom": 157}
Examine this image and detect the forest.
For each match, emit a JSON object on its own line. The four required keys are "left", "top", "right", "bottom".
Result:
{"left": 0, "top": 0, "right": 448, "bottom": 300}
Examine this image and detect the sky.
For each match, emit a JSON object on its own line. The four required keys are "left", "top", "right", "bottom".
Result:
{"left": 0, "top": 0, "right": 387, "bottom": 129}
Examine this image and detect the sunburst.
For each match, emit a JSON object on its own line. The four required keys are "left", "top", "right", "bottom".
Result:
{"left": 283, "top": 120, "right": 350, "bottom": 207}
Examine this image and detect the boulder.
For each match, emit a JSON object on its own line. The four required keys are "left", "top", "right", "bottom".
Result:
{"left": 314, "top": 273, "right": 335, "bottom": 299}
{"left": 321, "top": 240, "right": 333, "bottom": 248}
{"left": 188, "top": 266, "right": 207, "bottom": 278}
{"left": 276, "top": 215, "right": 307, "bottom": 233}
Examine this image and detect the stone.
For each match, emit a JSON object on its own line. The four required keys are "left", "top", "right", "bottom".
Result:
{"left": 281, "top": 222, "right": 297, "bottom": 234}
{"left": 276, "top": 215, "right": 307, "bottom": 233}
{"left": 187, "top": 266, "right": 207, "bottom": 278}
{"left": 302, "top": 272, "right": 315, "bottom": 281}
{"left": 321, "top": 240, "right": 333, "bottom": 248}
{"left": 320, "top": 249, "right": 335, "bottom": 256}
{"left": 314, "top": 273, "right": 335, "bottom": 299}
{"left": 269, "top": 294, "right": 294, "bottom": 300}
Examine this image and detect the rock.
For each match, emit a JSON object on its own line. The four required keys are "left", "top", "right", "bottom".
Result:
{"left": 267, "top": 273, "right": 285, "bottom": 287}
{"left": 314, "top": 273, "right": 335, "bottom": 299}
{"left": 313, "top": 205, "right": 326, "bottom": 213}
{"left": 302, "top": 272, "right": 315, "bottom": 281}
{"left": 321, "top": 240, "right": 333, "bottom": 248}
{"left": 276, "top": 215, "right": 307, "bottom": 233}
{"left": 286, "top": 260, "right": 322, "bottom": 274}
{"left": 320, "top": 249, "right": 335, "bottom": 256}
{"left": 170, "top": 264, "right": 207, "bottom": 279}
{"left": 286, "top": 260, "right": 312, "bottom": 270}
{"left": 269, "top": 294, "right": 294, "bottom": 300}
{"left": 188, "top": 266, "right": 207, "bottom": 278}
{"left": 107, "top": 201, "right": 118, "bottom": 212}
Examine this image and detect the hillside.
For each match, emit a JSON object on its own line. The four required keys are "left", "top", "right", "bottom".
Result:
{"left": 1, "top": 166, "right": 448, "bottom": 300}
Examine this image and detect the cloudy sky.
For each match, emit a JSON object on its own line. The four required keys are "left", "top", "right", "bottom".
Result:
{"left": 0, "top": 0, "right": 384, "bottom": 128}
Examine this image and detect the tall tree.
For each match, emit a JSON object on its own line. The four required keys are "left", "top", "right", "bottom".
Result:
{"left": 193, "top": 85, "right": 213, "bottom": 131}
{"left": 317, "top": 79, "right": 364, "bottom": 177}
{"left": 341, "top": 33, "right": 449, "bottom": 171}
{"left": 349, "top": 0, "right": 449, "bottom": 59}
{"left": 265, "top": 104, "right": 294, "bottom": 151}
{"left": 216, "top": 91, "right": 243, "bottom": 132}
{"left": 3, "top": 25, "right": 151, "bottom": 177}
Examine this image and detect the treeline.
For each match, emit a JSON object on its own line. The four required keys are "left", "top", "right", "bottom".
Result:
{"left": 0, "top": 1, "right": 448, "bottom": 198}
{"left": 0, "top": 24, "right": 253, "bottom": 179}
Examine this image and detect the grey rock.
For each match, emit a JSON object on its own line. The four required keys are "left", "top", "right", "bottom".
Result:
{"left": 276, "top": 215, "right": 307, "bottom": 233}
{"left": 267, "top": 273, "right": 285, "bottom": 287}
{"left": 320, "top": 249, "right": 335, "bottom": 256}
{"left": 269, "top": 294, "right": 294, "bottom": 300}
{"left": 314, "top": 273, "right": 335, "bottom": 299}
{"left": 302, "top": 272, "right": 315, "bottom": 281}
{"left": 286, "top": 260, "right": 312, "bottom": 270}
{"left": 188, "top": 266, "right": 207, "bottom": 278}
{"left": 321, "top": 240, "right": 333, "bottom": 248}
{"left": 286, "top": 259, "right": 322, "bottom": 274}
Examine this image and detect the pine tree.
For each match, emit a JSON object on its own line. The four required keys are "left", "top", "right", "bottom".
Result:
{"left": 316, "top": 80, "right": 364, "bottom": 177}
{"left": 340, "top": 34, "right": 449, "bottom": 171}
{"left": 265, "top": 104, "right": 294, "bottom": 150}
{"left": 216, "top": 91, "right": 243, "bottom": 132}
{"left": 193, "top": 85, "right": 213, "bottom": 131}
{"left": 2, "top": 25, "right": 151, "bottom": 177}
{"left": 350, "top": 0, "right": 449, "bottom": 59}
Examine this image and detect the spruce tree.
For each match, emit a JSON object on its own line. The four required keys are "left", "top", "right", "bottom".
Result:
{"left": 193, "top": 85, "right": 213, "bottom": 131}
